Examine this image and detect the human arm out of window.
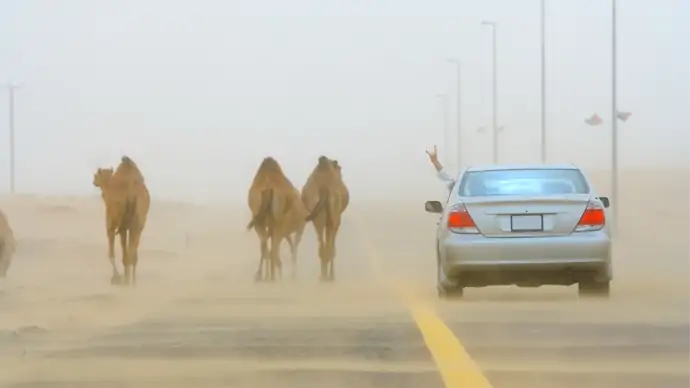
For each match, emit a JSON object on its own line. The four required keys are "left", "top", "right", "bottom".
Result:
{"left": 437, "top": 168, "right": 455, "bottom": 184}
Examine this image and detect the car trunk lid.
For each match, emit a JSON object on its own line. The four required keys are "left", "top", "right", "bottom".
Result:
{"left": 462, "top": 194, "right": 590, "bottom": 237}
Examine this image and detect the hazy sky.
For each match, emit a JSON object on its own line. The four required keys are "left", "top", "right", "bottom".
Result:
{"left": 1, "top": 0, "right": 688, "bottom": 202}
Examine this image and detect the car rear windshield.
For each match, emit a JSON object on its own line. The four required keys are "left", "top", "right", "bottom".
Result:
{"left": 457, "top": 169, "right": 590, "bottom": 197}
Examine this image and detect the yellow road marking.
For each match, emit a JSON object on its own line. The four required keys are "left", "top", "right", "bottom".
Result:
{"left": 355, "top": 215, "right": 494, "bottom": 388}
{"left": 402, "top": 298, "right": 494, "bottom": 388}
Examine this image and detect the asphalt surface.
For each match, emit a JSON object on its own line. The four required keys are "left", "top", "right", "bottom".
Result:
{"left": 1, "top": 283, "right": 443, "bottom": 388}
{"left": 440, "top": 296, "right": 690, "bottom": 388}
{"left": 2, "top": 278, "right": 688, "bottom": 388}
{"left": 1, "top": 205, "right": 688, "bottom": 388}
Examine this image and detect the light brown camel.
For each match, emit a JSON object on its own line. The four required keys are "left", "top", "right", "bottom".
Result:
{"left": 331, "top": 159, "right": 349, "bottom": 212}
{"left": 93, "top": 156, "right": 150, "bottom": 285}
{"left": 246, "top": 157, "right": 300, "bottom": 282}
{"left": 281, "top": 186, "right": 308, "bottom": 278}
{"left": 302, "top": 156, "right": 349, "bottom": 282}
{"left": 0, "top": 208, "right": 17, "bottom": 278}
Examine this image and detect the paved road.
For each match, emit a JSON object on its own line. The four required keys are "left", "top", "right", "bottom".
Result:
{"left": 1, "top": 283, "right": 445, "bottom": 388}
{"left": 439, "top": 296, "right": 690, "bottom": 388}
{"left": 1, "top": 209, "right": 688, "bottom": 388}
{"left": 2, "top": 279, "right": 688, "bottom": 388}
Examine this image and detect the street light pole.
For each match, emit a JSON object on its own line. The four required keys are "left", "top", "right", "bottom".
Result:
{"left": 540, "top": 0, "right": 547, "bottom": 163}
{"left": 611, "top": 0, "right": 619, "bottom": 232}
{"left": 447, "top": 59, "right": 462, "bottom": 171}
{"left": 1, "top": 83, "right": 21, "bottom": 194}
{"left": 481, "top": 20, "right": 499, "bottom": 164}
{"left": 435, "top": 93, "right": 451, "bottom": 167}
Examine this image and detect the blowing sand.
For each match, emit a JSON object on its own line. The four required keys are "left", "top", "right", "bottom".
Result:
{"left": 0, "top": 169, "right": 688, "bottom": 388}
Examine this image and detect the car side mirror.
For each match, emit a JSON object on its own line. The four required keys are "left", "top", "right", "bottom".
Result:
{"left": 598, "top": 196, "right": 610, "bottom": 208}
{"left": 424, "top": 200, "right": 443, "bottom": 214}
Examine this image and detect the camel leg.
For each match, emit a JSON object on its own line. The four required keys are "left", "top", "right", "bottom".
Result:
{"left": 291, "top": 228, "right": 303, "bottom": 280}
{"left": 0, "top": 259, "right": 8, "bottom": 278}
{"left": 284, "top": 234, "right": 297, "bottom": 279}
{"left": 107, "top": 225, "right": 122, "bottom": 284}
{"left": 128, "top": 225, "right": 143, "bottom": 286}
{"left": 254, "top": 226, "right": 269, "bottom": 282}
{"left": 325, "top": 216, "right": 341, "bottom": 282}
{"left": 119, "top": 230, "right": 130, "bottom": 286}
{"left": 268, "top": 229, "right": 283, "bottom": 282}
{"left": 0, "top": 246, "right": 10, "bottom": 278}
{"left": 262, "top": 235, "right": 271, "bottom": 281}
{"left": 285, "top": 234, "right": 294, "bottom": 256}
{"left": 313, "top": 221, "right": 328, "bottom": 282}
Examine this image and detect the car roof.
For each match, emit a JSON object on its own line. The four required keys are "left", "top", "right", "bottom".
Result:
{"left": 464, "top": 163, "right": 581, "bottom": 173}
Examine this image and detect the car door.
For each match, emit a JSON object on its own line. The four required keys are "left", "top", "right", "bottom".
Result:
{"left": 435, "top": 180, "right": 456, "bottom": 240}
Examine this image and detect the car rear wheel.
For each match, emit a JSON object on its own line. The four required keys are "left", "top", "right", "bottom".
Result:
{"left": 578, "top": 280, "right": 610, "bottom": 298}
{"left": 437, "top": 251, "right": 464, "bottom": 299}
{"left": 438, "top": 284, "right": 464, "bottom": 299}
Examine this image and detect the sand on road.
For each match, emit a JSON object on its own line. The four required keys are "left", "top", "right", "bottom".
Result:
{"left": 0, "top": 169, "right": 688, "bottom": 388}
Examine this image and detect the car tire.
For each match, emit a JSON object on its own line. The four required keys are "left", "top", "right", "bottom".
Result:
{"left": 578, "top": 280, "right": 610, "bottom": 298}
{"left": 436, "top": 249, "right": 464, "bottom": 299}
{"left": 438, "top": 284, "right": 464, "bottom": 299}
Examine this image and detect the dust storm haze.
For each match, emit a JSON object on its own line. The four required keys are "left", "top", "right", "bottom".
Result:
{"left": 1, "top": 0, "right": 688, "bottom": 201}
{"left": 1, "top": 1, "right": 689, "bottom": 388}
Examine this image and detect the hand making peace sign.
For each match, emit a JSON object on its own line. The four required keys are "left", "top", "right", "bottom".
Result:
{"left": 426, "top": 145, "right": 439, "bottom": 163}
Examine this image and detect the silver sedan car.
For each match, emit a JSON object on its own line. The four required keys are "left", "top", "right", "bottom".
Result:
{"left": 425, "top": 164, "right": 612, "bottom": 299}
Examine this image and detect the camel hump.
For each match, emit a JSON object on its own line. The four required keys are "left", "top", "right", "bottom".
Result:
{"left": 118, "top": 156, "right": 141, "bottom": 173}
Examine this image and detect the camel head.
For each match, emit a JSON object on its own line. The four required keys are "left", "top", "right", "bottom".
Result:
{"left": 256, "top": 156, "right": 284, "bottom": 175}
{"left": 315, "top": 156, "right": 342, "bottom": 175}
{"left": 317, "top": 155, "right": 331, "bottom": 168}
{"left": 93, "top": 167, "right": 114, "bottom": 188}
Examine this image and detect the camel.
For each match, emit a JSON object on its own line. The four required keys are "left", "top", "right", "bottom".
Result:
{"left": 93, "top": 156, "right": 150, "bottom": 285}
{"left": 331, "top": 159, "right": 349, "bottom": 212}
{"left": 246, "top": 157, "right": 301, "bottom": 282}
{"left": 249, "top": 185, "right": 308, "bottom": 280}
{"left": 302, "top": 156, "right": 349, "bottom": 282}
{"left": 281, "top": 186, "right": 308, "bottom": 278}
{"left": 0, "top": 209, "right": 17, "bottom": 278}
{"left": 247, "top": 185, "right": 307, "bottom": 280}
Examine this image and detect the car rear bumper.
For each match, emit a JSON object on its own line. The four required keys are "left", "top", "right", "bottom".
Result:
{"left": 440, "top": 230, "right": 612, "bottom": 286}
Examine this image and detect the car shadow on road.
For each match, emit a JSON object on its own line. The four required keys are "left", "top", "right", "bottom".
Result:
{"left": 450, "top": 286, "right": 582, "bottom": 303}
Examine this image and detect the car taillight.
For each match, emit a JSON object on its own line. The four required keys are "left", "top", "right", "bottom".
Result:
{"left": 575, "top": 200, "right": 606, "bottom": 232}
{"left": 447, "top": 203, "right": 480, "bottom": 234}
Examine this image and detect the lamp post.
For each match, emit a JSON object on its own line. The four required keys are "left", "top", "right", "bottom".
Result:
{"left": 540, "top": 0, "right": 547, "bottom": 163}
{"left": 481, "top": 20, "right": 499, "bottom": 164}
{"left": 0, "top": 83, "right": 22, "bottom": 194}
{"left": 447, "top": 59, "right": 462, "bottom": 171}
{"left": 435, "top": 93, "right": 451, "bottom": 167}
{"left": 610, "top": 0, "right": 619, "bottom": 232}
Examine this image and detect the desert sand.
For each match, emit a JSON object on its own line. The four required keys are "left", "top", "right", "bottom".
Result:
{"left": 0, "top": 169, "right": 688, "bottom": 388}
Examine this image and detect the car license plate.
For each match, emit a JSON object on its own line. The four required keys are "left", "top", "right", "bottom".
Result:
{"left": 511, "top": 215, "right": 543, "bottom": 232}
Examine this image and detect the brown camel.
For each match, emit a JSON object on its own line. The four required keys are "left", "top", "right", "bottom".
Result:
{"left": 248, "top": 185, "right": 307, "bottom": 280}
{"left": 302, "top": 156, "right": 349, "bottom": 282}
{"left": 0, "top": 208, "right": 17, "bottom": 278}
{"left": 281, "top": 186, "right": 308, "bottom": 278}
{"left": 93, "top": 156, "right": 150, "bottom": 285}
{"left": 246, "top": 157, "right": 300, "bottom": 282}
{"left": 331, "top": 159, "right": 349, "bottom": 212}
